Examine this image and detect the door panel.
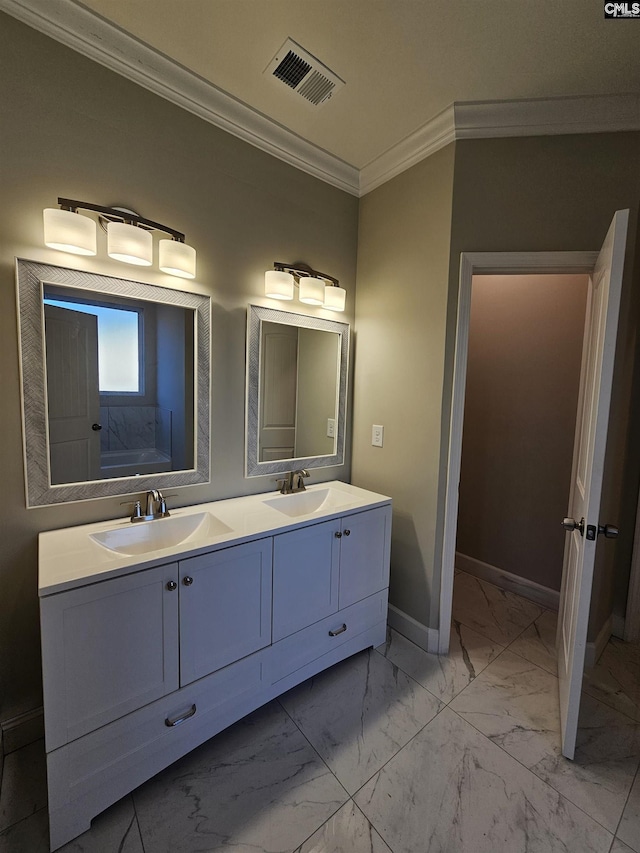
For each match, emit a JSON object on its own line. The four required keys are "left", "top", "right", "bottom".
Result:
{"left": 339, "top": 506, "right": 392, "bottom": 609}
{"left": 273, "top": 519, "right": 340, "bottom": 641}
{"left": 558, "top": 209, "right": 629, "bottom": 758}
{"left": 179, "top": 539, "right": 272, "bottom": 686}
{"left": 44, "top": 304, "right": 101, "bottom": 484}
{"left": 259, "top": 323, "right": 298, "bottom": 461}
{"left": 40, "top": 563, "right": 179, "bottom": 751}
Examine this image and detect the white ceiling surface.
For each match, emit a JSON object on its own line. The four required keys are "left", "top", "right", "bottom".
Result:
{"left": 75, "top": 0, "right": 640, "bottom": 170}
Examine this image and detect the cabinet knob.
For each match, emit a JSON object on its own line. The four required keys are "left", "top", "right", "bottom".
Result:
{"left": 166, "top": 580, "right": 177, "bottom": 591}
{"left": 344, "top": 529, "right": 351, "bottom": 536}
{"left": 334, "top": 531, "right": 342, "bottom": 539}
{"left": 183, "top": 576, "right": 194, "bottom": 586}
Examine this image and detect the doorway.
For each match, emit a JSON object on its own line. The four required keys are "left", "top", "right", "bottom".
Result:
{"left": 439, "top": 251, "right": 599, "bottom": 657}
{"left": 454, "top": 272, "right": 589, "bottom": 613}
{"left": 438, "top": 211, "right": 630, "bottom": 759}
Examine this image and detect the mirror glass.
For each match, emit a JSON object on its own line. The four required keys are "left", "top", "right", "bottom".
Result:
{"left": 246, "top": 305, "right": 349, "bottom": 477}
{"left": 17, "top": 260, "right": 210, "bottom": 506}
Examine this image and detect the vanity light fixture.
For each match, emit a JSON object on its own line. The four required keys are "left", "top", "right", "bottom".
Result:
{"left": 43, "top": 207, "right": 97, "bottom": 256}
{"left": 43, "top": 198, "right": 196, "bottom": 279}
{"left": 265, "top": 262, "right": 346, "bottom": 312}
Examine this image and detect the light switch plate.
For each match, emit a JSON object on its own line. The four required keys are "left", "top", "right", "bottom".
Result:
{"left": 327, "top": 418, "right": 336, "bottom": 438}
{"left": 372, "top": 424, "right": 384, "bottom": 447}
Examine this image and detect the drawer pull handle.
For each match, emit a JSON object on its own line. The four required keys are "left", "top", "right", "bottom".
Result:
{"left": 329, "top": 623, "right": 347, "bottom": 637}
{"left": 165, "top": 704, "right": 197, "bottom": 727}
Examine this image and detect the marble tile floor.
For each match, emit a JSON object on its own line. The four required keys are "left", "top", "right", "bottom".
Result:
{"left": 2, "top": 571, "right": 640, "bottom": 852}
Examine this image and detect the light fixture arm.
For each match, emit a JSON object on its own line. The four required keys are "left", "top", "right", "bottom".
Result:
{"left": 274, "top": 261, "right": 340, "bottom": 288}
{"left": 57, "top": 198, "right": 186, "bottom": 242}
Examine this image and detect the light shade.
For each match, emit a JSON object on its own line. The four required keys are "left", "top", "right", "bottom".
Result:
{"left": 323, "top": 285, "right": 346, "bottom": 312}
{"left": 43, "top": 208, "right": 97, "bottom": 256}
{"left": 265, "top": 270, "right": 294, "bottom": 300}
{"left": 299, "top": 276, "right": 325, "bottom": 305}
{"left": 107, "top": 221, "right": 152, "bottom": 266}
{"left": 159, "top": 239, "right": 196, "bottom": 279}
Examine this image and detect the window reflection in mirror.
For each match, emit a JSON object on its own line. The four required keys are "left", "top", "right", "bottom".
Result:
{"left": 42, "top": 285, "right": 194, "bottom": 485}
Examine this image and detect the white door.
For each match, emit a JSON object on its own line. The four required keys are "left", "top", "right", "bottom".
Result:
{"left": 44, "top": 304, "right": 101, "bottom": 484}
{"left": 259, "top": 322, "right": 298, "bottom": 461}
{"left": 558, "top": 209, "right": 629, "bottom": 759}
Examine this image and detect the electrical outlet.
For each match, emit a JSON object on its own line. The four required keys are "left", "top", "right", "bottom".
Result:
{"left": 327, "top": 418, "right": 336, "bottom": 438}
{"left": 372, "top": 424, "right": 384, "bottom": 447}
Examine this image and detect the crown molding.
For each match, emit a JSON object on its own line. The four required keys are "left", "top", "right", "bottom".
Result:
{"left": 358, "top": 106, "right": 456, "bottom": 196}
{"left": 453, "top": 94, "right": 640, "bottom": 139}
{"left": 358, "top": 93, "right": 640, "bottom": 196}
{"left": 2, "top": 0, "right": 640, "bottom": 199}
{"left": 0, "top": 0, "right": 360, "bottom": 196}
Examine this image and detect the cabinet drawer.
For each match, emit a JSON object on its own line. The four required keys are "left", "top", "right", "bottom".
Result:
{"left": 270, "top": 590, "right": 388, "bottom": 684}
{"left": 47, "top": 648, "right": 268, "bottom": 814}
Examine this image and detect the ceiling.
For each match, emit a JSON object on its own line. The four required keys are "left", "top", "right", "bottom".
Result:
{"left": 4, "top": 0, "right": 640, "bottom": 193}
{"left": 74, "top": 0, "right": 640, "bottom": 168}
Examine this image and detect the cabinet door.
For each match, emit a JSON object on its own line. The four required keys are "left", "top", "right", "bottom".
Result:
{"left": 41, "top": 563, "right": 179, "bottom": 751}
{"left": 339, "top": 506, "right": 392, "bottom": 609}
{"left": 179, "top": 539, "right": 272, "bottom": 686}
{"left": 273, "top": 519, "right": 340, "bottom": 641}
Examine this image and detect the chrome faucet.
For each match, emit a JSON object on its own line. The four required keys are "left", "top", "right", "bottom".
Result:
{"left": 276, "top": 470, "right": 310, "bottom": 494}
{"left": 123, "top": 489, "right": 172, "bottom": 522}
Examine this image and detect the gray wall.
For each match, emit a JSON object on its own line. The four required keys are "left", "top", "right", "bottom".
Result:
{"left": 0, "top": 14, "right": 358, "bottom": 721}
{"left": 456, "top": 274, "right": 588, "bottom": 591}
{"left": 351, "top": 145, "right": 456, "bottom": 628}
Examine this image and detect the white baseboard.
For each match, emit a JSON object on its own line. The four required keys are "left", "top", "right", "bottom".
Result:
{"left": 1, "top": 706, "right": 44, "bottom": 754}
{"left": 455, "top": 552, "right": 560, "bottom": 611}
{"left": 585, "top": 615, "right": 612, "bottom": 669}
{"left": 388, "top": 604, "right": 440, "bottom": 654}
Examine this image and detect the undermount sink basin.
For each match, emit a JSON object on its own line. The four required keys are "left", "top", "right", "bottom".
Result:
{"left": 90, "top": 512, "right": 233, "bottom": 556}
{"left": 263, "top": 487, "right": 352, "bottom": 518}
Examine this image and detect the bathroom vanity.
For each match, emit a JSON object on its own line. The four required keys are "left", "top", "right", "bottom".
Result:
{"left": 38, "top": 481, "right": 391, "bottom": 850}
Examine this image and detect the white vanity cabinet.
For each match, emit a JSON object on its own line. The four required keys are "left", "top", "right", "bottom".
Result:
{"left": 38, "top": 484, "right": 391, "bottom": 851}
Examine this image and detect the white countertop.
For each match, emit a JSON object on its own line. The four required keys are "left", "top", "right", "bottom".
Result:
{"left": 39, "top": 481, "right": 391, "bottom": 596}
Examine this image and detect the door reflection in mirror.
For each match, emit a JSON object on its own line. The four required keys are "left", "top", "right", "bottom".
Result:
{"left": 245, "top": 304, "right": 349, "bottom": 478}
{"left": 259, "top": 322, "right": 339, "bottom": 463}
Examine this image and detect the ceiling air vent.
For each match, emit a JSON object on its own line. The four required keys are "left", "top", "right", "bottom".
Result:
{"left": 265, "top": 38, "right": 345, "bottom": 108}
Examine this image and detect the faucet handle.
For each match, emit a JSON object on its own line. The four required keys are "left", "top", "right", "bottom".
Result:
{"left": 120, "top": 500, "right": 143, "bottom": 520}
{"left": 276, "top": 478, "right": 289, "bottom": 494}
{"left": 158, "top": 494, "right": 175, "bottom": 517}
